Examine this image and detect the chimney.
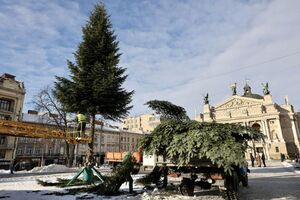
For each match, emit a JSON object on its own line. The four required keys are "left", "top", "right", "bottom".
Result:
{"left": 2, "top": 73, "right": 16, "bottom": 80}
{"left": 28, "top": 110, "right": 38, "bottom": 115}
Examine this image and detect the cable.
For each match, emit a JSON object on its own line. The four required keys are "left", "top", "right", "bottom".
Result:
{"left": 197, "top": 50, "right": 300, "bottom": 81}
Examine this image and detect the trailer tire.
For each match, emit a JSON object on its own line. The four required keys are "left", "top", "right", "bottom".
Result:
{"left": 241, "top": 175, "right": 248, "bottom": 187}
{"left": 232, "top": 171, "right": 239, "bottom": 192}
{"left": 225, "top": 172, "right": 239, "bottom": 200}
{"left": 180, "top": 178, "right": 195, "bottom": 196}
{"left": 226, "top": 189, "right": 238, "bottom": 200}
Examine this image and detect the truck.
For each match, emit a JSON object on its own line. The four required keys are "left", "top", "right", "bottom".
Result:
{"left": 105, "top": 151, "right": 142, "bottom": 174}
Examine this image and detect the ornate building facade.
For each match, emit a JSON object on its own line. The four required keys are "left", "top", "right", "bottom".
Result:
{"left": 0, "top": 73, "right": 25, "bottom": 169}
{"left": 196, "top": 82, "right": 300, "bottom": 160}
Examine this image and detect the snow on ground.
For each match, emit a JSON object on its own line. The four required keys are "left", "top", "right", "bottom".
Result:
{"left": 29, "top": 164, "right": 73, "bottom": 173}
{"left": 282, "top": 160, "right": 300, "bottom": 174}
{"left": 2, "top": 161, "right": 298, "bottom": 200}
{"left": 0, "top": 164, "right": 75, "bottom": 175}
{"left": 0, "top": 167, "right": 224, "bottom": 200}
{"left": 0, "top": 169, "right": 10, "bottom": 174}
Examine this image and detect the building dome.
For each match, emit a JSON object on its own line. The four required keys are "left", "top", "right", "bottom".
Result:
{"left": 242, "top": 81, "right": 263, "bottom": 99}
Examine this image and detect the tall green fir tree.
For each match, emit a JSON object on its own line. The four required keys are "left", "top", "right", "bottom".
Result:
{"left": 54, "top": 3, "right": 134, "bottom": 163}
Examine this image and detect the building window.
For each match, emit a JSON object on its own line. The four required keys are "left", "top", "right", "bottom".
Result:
{"left": 0, "top": 150, "right": 5, "bottom": 159}
{"left": 35, "top": 149, "right": 41, "bottom": 155}
{"left": 17, "top": 149, "right": 23, "bottom": 155}
{"left": 0, "top": 114, "right": 12, "bottom": 120}
{"left": 0, "top": 99, "right": 13, "bottom": 112}
{"left": 26, "top": 147, "right": 33, "bottom": 155}
{"left": 275, "top": 147, "right": 279, "bottom": 153}
{"left": 0, "top": 136, "right": 5, "bottom": 145}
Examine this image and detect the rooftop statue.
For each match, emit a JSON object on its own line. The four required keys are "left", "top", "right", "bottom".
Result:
{"left": 204, "top": 93, "right": 209, "bottom": 104}
{"left": 262, "top": 82, "right": 270, "bottom": 95}
{"left": 230, "top": 83, "right": 237, "bottom": 95}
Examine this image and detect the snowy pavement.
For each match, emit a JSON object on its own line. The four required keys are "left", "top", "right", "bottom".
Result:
{"left": 1, "top": 162, "right": 299, "bottom": 200}
{"left": 0, "top": 164, "right": 226, "bottom": 200}
{"left": 0, "top": 165, "right": 133, "bottom": 200}
{"left": 239, "top": 160, "right": 300, "bottom": 199}
{"left": 281, "top": 160, "right": 300, "bottom": 173}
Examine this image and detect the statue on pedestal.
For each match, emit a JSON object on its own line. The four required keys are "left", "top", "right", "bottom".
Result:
{"left": 230, "top": 83, "right": 237, "bottom": 95}
{"left": 204, "top": 93, "right": 209, "bottom": 104}
{"left": 261, "top": 82, "right": 270, "bottom": 95}
{"left": 285, "top": 96, "right": 289, "bottom": 105}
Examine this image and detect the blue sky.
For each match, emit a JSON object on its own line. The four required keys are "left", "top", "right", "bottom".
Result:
{"left": 1, "top": 0, "right": 300, "bottom": 118}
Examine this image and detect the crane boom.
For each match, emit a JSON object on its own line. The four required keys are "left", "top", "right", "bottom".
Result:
{"left": 0, "top": 119, "right": 91, "bottom": 144}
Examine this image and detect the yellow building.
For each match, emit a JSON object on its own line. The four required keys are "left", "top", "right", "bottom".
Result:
{"left": 122, "top": 113, "right": 160, "bottom": 133}
{"left": 0, "top": 73, "right": 25, "bottom": 169}
{"left": 196, "top": 82, "right": 300, "bottom": 160}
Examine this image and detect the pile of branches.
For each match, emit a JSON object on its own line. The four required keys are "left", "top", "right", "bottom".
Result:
{"left": 37, "top": 155, "right": 135, "bottom": 196}
{"left": 135, "top": 165, "right": 162, "bottom": 186}
{"left": 93, "top": 155, "right": 134, "bottom": 195}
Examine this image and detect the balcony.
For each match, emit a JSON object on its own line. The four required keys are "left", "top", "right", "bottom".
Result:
{"left": 0, "top": 143, "right": 15, "bottom": 149}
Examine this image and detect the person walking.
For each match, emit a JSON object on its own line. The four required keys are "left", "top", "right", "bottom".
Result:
{"left": 256, "top": 151, "right": 261, "bottom": 167}
{"left": 261, "top": 152, "right": 266, "bottom": 167}
{"left": 250, "top": 153, "right": 255, "bottom": 167}
{"left": 76, "top": 112, "right": 86, "bottom": 139}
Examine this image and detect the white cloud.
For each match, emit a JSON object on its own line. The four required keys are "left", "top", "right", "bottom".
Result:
{"left": 114, "top": 0, "right": 300, "bottom": 117}
{"left": 0, "top": 1, "right": 88, "bottom": 110}
{"left": 1, "top": 0, "right": 300, "bottom": 118}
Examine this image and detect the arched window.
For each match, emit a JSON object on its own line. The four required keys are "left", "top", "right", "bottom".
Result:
{"left": 252, "top": 123, "right": 261, "bottom": 131}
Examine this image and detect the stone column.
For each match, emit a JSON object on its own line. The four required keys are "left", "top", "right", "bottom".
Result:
{"left": 276, "top": 118, "right": 284, "bottom": 142}
{"left": 263, "top": 120, "right": 271, "bottom": 160}
{"left": 261, "top": 120, "right": 270, "bottom": 140}
{"left": 294, "top": 117, "right": 300, "bottom": 138}
{"left": 290, "top": 116, "right": 300, "bottom": 151}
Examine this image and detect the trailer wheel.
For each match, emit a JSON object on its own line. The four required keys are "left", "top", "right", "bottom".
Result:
{"left": 179, "top": 178, "right": 195, "bottom": 196}
{"left": 225, "top": 172, "right": 239, "bottom": 200}
{"left": 226, "top": 189, "right": 238, "bottom": 200}
{"left": 241, "top": 175, "right": 248, "bottom": 187}
{"left": 232, "top": 171, "right": 239, "bottom": 192}
{"left": 132, "top": 164, "right": 140, "bottom": 174}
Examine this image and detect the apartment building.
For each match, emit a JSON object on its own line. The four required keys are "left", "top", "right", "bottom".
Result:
{"left": 76, "top": 125, "right": 145, "bottom": 165}
{"left": 0, "top": 73, "right": 25, "bottom": 169}
{"left": 15, "top": 111, "right": 145, "bottom": 167}
{"left": 122, "top": 113, "right": 160, "bottom": 133}
{"left": 15, "top": 111, "right": 66, "bottom": 169}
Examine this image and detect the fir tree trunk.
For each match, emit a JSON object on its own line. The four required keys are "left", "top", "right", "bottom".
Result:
{"left": 86, "top": 113, "right": 95, "bottom": 164}
{"left": 69, "top": 144, "right": 75, "bottom": 167}
{"left": 65, "top": 141, "right": 70, "bottom": 167}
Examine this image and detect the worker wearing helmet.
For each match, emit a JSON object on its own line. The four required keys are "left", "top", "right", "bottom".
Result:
{"left": 76, "top": 112, "right": 86, "bottom": 139}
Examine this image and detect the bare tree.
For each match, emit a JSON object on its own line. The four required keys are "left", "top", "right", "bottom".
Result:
{"left": 32, "top": 86, "right": 75, "bottom": 167}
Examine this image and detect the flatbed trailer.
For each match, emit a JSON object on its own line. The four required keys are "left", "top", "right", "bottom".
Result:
{"left": 157, "top": 158, "right": 248, "bottom": 199}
